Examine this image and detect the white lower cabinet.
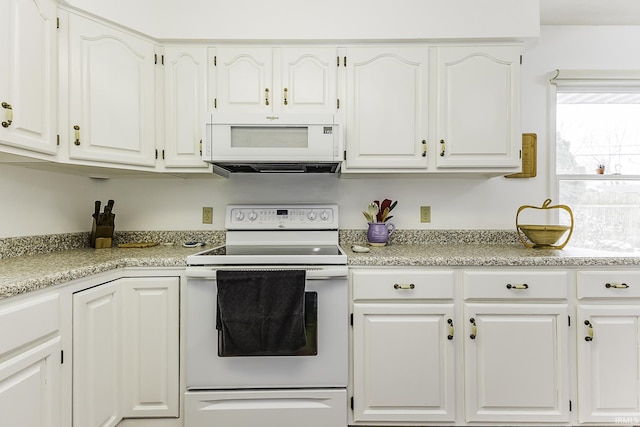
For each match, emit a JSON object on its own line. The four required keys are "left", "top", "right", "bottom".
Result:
{"left": 350, "top": 269, "right": 456, "bottom": 423}
{"left": 463, "top": 270, "right": 571, "bottom": 423}
{"left": 0, "top": 291, "right": 62, "bottom": 427}
{"left": 577, "top": 270, "right": 640, "bottom": 424}
{"left": 73, "top": 276, "right": 180, "bottom": 426}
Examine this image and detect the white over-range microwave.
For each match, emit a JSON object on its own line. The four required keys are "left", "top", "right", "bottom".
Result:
{"left": 203, "top": 112, "right": 343, "bottom": 177}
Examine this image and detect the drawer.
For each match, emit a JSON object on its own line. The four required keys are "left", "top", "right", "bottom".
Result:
{"left": 0, "top": 292, "right": 60, "bottom": 357}
{"left": 463, "top": 270, "right": 568, "bottom": 300}
{"left": 578, "top": 270, "right": 640, "bottom": 299}
{"left": 351, "top": 269, "right": 455, "bottom": 300}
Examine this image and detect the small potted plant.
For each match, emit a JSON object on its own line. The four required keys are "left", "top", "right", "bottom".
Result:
{"left": 362, "top": 199, "right": 397, "bottom": 246}
{"left": 596, "top": 163, "right": 605, "bottom": 174}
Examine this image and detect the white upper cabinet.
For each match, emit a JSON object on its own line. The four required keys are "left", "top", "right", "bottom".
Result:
{"left": 342, "top": 47, "right": 429, "bottom": 171}
{"left": 211, "top": 46, "right": 338, "bottom": 114}
{"left": 64, "top": 13, "right": 157, "bottom": 167}
{"left": 161, "top": 45, "right": 210, "bottom": 170}
{"left": 435, "top": 45, "right": 521, "bottom": 170}
{"left": 0, "top": 0, "right": 57, "bottom": 156}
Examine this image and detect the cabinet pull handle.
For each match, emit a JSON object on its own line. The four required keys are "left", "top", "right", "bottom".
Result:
{"left": 393, "top": 283, "right": 415, "bottom": 290}
{"left": 584, "top": 320, "right": 594, "bottom": 342}
{"left": 447, "top": 318, "right": 454, "bottom": 340}
{"left": 265, "top": 88, "right": 270, "bottom": 106}
{"left": 469, "top": 317, "right": 477, "bottom": 339}
{"left": 283, "top": 88, "right": 288, "bottom": 105}
{"left": 506, "top": 283, "right": 529, "bottom": 290}
{"left": 2, "top": 102, "right": 13, "bottom": 128}
{"left": 606, "top": 282, "right": 629, "bottom": 289}
{"left": 439, "top": 139, "right": 445, "bottom": 157}
{"left": 73, "top": 125, "right": 81, "bottom": 145}
{"left": 421, "top": 140, "right": 427, "bottom": 157}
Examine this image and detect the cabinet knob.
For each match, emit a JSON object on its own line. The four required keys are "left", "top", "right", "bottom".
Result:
{"left": 506, "top": 283, "right": 529, "bottom": 290}
{"left": 584, "top": 320, "right": 594, "bottom": 342}
{"left": 605, "top": 282, "right": 629, "bottom": 289}
{"left": 469, "top": 317, "right": 477, "bottom": 339}
{"left": 393, "top": 283, "right": 415, "bottom": 290}
{"left": 1, "top": 102, "right": 12, "bottom": 128}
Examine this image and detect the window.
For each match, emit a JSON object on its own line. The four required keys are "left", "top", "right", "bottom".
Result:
{"left": 552, "top": 71, "right": 640, "bottom": 252}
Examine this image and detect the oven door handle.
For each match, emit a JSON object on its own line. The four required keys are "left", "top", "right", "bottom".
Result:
{"left": 185, "top": 266, "right": 348, "bottom": 279}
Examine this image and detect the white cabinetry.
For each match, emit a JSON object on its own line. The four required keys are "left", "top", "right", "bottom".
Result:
{"left": 0, "top": 0, "right": 57, "bottom": 156}
{"left": 63, "top": 12, "right": 158, "bottom": 168}
{"left": 0, "top": 291, "right": 62, "bottom": 427}
{"left": 161, "top": 45, "right": 210, "bottom": 170}
{"left": 576, "top": 270, "right": 640, "bottom": 424}
{"left": 463, "top": 270, "right": 570, "bottom": 423}
{"left": 211, "top": 46, "right": 338, "bottom": 114}
{"left": 435, "top": 45, "right": 521, "bottom": 170}
{"left": 342, "top": 47, "right": 429, "bottom": 171}
{"left": 73, "top": 276, "right": 179, "bottom": 426}
{"left": 350, "top": 269, "right": 456, "bottom": 423}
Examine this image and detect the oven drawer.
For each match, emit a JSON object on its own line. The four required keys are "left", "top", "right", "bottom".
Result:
{"left": 352, "top": 269, "right": 455, "bottom": 301}
{"left": 185, "top": 389, "right": 347, "bottom": 427}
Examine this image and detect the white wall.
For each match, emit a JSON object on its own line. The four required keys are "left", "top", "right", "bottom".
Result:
{"left": 2, "top": 25, "right": 640, "bottom": 238}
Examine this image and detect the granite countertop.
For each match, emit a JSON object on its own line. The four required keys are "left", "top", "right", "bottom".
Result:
{"left": 1, "top": 230, "right": 640, "bottom": 301}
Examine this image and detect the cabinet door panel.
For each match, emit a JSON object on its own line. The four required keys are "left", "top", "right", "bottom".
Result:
{"left": 578, "top": 305, "right": 640, "bottom": 423}
{"left": 352, "top": 303, "right": 455, "bottom": 422}
{"left": 345, "top": 47, "right": 429, "bottom": 170}
{"left": 0, "top": 0, "right": 57, "bottom": 155}
{"left": 280, "top": 47, "right": 337, "bottom": 112}
{"left": 437, "top": 46, "right": 520, "bottom": 169}
{"left": 68, "top": 14, "right": 156, "bottom": 167}
{"left": 464, "top": 303, "right": 569, "bottom": 423}
{"left": 122, "top": 277, "right": 180, "bottom": 418}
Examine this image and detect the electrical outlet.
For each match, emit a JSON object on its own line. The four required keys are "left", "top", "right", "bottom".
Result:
{"left": 420, "top": 206, "right": 431, "bottom": 223}
{"left": 202, "top": 207, "right": 213, "bottom": 224}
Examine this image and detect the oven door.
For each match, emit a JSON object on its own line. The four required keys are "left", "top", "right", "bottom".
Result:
{"left": 186, "top": 267, "right": 348, "bottom": 389}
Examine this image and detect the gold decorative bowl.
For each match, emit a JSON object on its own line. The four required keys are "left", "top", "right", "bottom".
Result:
{"left": 516, "top": 199, "right": 574, "bottom": 249}
{"left": 517, "top": 224, "right": 571, "bottom": 247}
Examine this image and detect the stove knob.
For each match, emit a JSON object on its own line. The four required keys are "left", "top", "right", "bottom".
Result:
{"left": 235, "top": 211, "right": 245, "bottom": 221}
{"left": 248, "top": 211, "right": 258, "bottom": 221}
{"left": 307, "top": 211, "right": 317, "bottom": 221}
{"left": 320, "top": 210, "right": 329, "bottom": 221}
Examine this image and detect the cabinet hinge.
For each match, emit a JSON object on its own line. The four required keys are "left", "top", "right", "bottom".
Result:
{"left": 162, "top": 149, "right": 165, "bottom": 160}
{"left": 214, "top": 98, "right": 217, "bottom": 109}
{"left": 154, "top": 54, "right": 157, "bottom": 65}
{"left": 161, "top": 55, "right": 164, "bottom": 65}
{"left": 343, "top": 150, "right": 347, "bottom": 161}
{"left": 214, "top": 56, "right": 217, "bottom": 66}
{"left": 569, "top": 400, "right": 572, "bottom": 412}
{"left": 568, "top": 315, "right": 571, "bottom": 327}
{"left": 343, "top": 56, "right": 347, "bottom": 67}
{"left": 350, "top": 313, "right": 353, "bottom": 326}
{"left": 337, "top": 56, "right": 340, "bottom": 67}
{"left": 350, "top": 396, "right": 354, "bottom": 410}
{"left": 155, "top": 149, "right": 158, "bottom": 159}
{"left": 519, "top": 149, "right": 522, "bottom": 159}
{"left": 337, "top": 99, "right": 340, "bottom": 109}
{"left": 56, "top": 17, "right": 60, "bottom": 29}
{"left": 57, "top": 134, "right": 60, "bottom": 146}
{"left": 520, "top": 55, "right": 523, "bottom": 65}
{"left": 60, "top": 350, "right": 64, "bottom": 364}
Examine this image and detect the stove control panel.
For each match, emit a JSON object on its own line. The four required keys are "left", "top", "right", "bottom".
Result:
{"left": 226, "top": 204, "right": 339, "bottom": 229}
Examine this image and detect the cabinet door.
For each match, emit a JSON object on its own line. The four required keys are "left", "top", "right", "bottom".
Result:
{"left": 162, "top": 45, "right": 210, "bottom": 169}
{"left": 0, "top": 337, "right": 61, "bottom": 427}
{"left": 0, "top": 0, "right": 57, "bottom": 155}
{"left": 212, "top": 47, "right": 272, "bottom": 113}
{"left": 67, "top": 14, "right": 157, "bottom": 167}
{"left": 577, "top": 305, "right": 640, "bottom": 423}
{"left": 122, "top": 277, "right": 180, "bottom": 418}
{"left": 344, "top": 47, "right": 429, "bottom": 171}
{"left": 352, "top": 303, "right": 455, "bottom": 422}
{"left": 464, "top": 303, "right": 569, "bottom": 423}
{"left": 73, "top": 281, "right": 122, "bottom": 427}
{"left": 279, "top": 47, "right": 338, "bottom": 113}
{"left": 436, "top": 45, "right": 521, "bottom": 169}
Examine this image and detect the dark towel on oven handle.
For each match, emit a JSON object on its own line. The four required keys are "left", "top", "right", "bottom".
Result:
{"left": 216, "top": 270, "right": 307, "bottom": 356}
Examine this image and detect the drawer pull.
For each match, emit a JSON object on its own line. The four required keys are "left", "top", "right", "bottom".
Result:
{"left": 584, "top": 320, "right": 594, "bottom": 342}
{"left": 605, "top": 282, "right": 629, "bottom": 289}
{"left": 506, "top": 283, "right": 529, "bottom": 290}
{"left": 447, "top": 318, "right": 454, "bottom": 340}
{"left": 393, "top": 283, "right": 415, "bottom": 290}
{"left": 469, "top": 317, "right": 477, "bottom": 339}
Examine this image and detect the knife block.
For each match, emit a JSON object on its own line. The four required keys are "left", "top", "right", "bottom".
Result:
{"left": 91, "top": 220, "right": 114, "bottom": 249}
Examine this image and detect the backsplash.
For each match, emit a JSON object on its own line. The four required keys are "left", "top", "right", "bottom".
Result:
{"left": 1, "top": 229, "right": 519, "bottom": 260}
